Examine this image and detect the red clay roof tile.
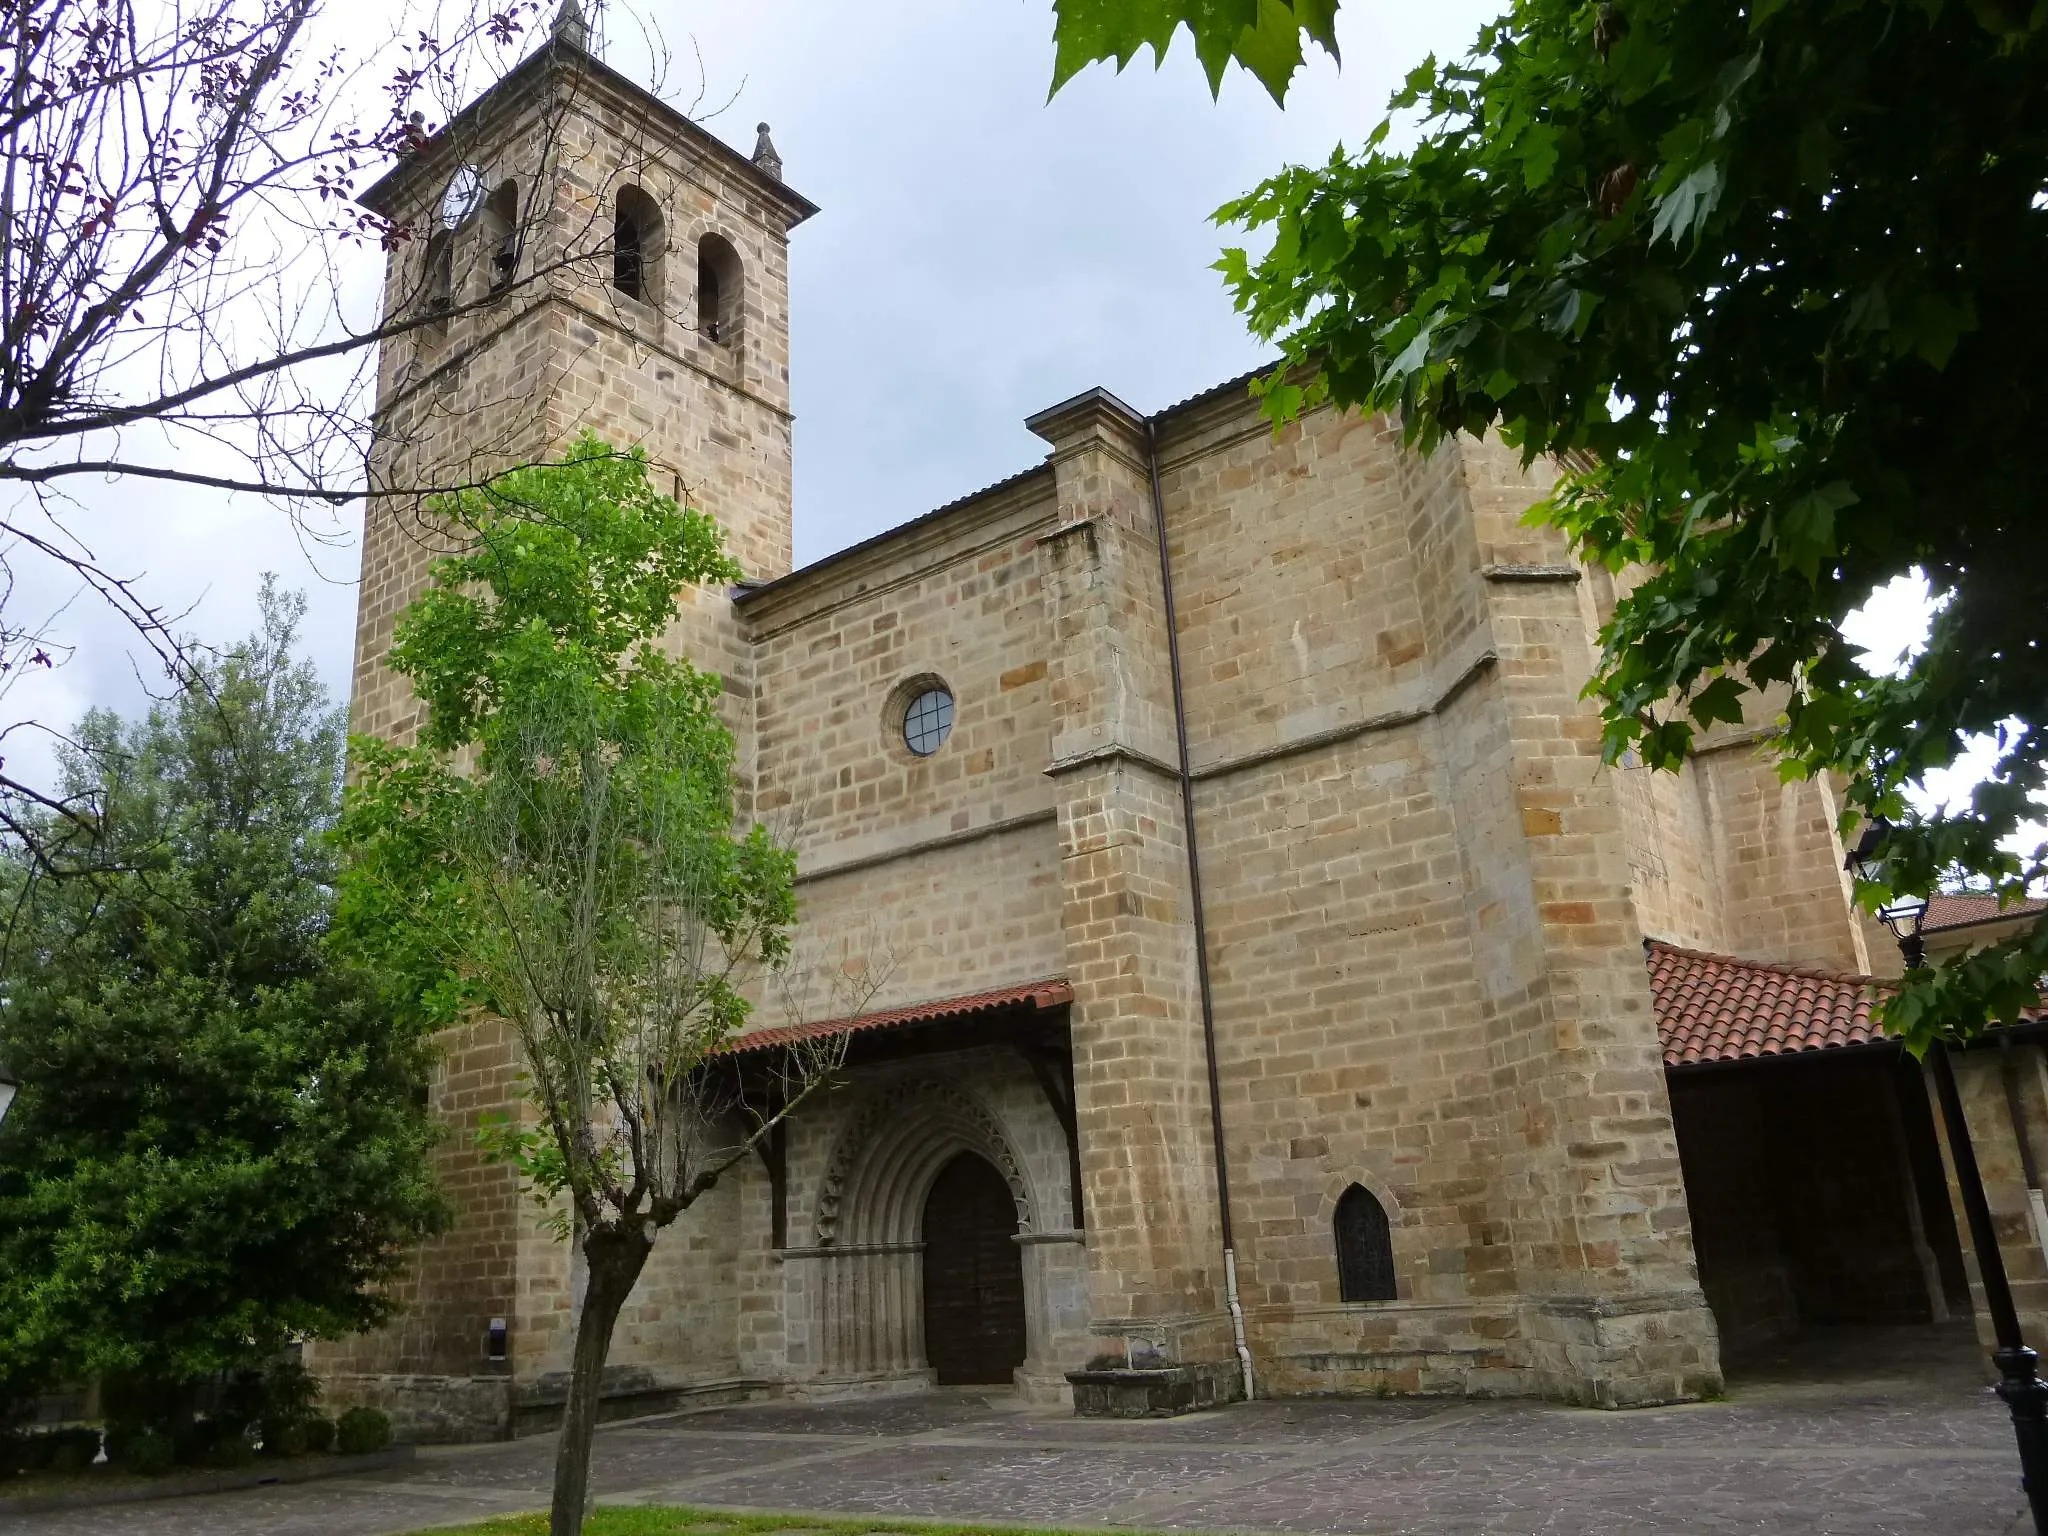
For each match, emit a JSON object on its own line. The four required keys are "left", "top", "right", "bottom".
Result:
{"left": 723, "top": 978, "right": 1073, "bottom": 1056}
{"left": 1923, "top": 892, "right": 2048, "bottom": 934}
{"left": 728, "top": 947, "right": 2016, "bottom": 1074}
{"left": 1646, "top": 940, "right": 1887, "bottom": 1068}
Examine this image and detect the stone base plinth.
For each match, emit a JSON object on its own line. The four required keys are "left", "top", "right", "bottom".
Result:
{"left": 323, "top": 1370, "right": 765, "bottom": 1443}
{"left": 317, "top": 1373, "right": 515, "bottom": 1444}
{"left": 1015, "top": 1367, "right": 1078, "bottom": 1407}
{"left": 1067, "top": 1361, "right": 1242, "bottom": 1417}
{"left": 1523, "top": 1294, "right": 1725, "bottom": 1408}
{"left": 513, "top": 1369, "right": 759, "bottom": 1436}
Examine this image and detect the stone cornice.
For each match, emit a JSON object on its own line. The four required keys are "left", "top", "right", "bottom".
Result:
{"left": 1043, "top": 742, "right": 1181, "bottom": 782}
{"left": 361, "top": 43, "right": 817, "bottom": 228}
{"left": 1188, "top": 645, "right": 1499, "bottom": 784}
{"left": 791, "top": 807, "right": 1057, "bottom": 887}
{"left": 1023, "top": 385, "right": 1147, "bottom": 451}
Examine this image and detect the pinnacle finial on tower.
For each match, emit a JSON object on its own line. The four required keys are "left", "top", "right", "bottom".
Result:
{"left": 553, "top": 0, "right": 589, "bottom": 51}
{"left": 752, "top": 123, "right": 782, "bottom": 182}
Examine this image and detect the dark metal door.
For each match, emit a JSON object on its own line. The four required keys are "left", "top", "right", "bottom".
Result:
{"left": 920, "top": 1152, "right": 1027, "bottom": 1385}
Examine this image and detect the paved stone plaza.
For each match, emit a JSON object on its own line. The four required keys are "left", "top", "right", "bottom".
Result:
{"left": 10, "top": 1329, "right": 2034, "bottom": 1536}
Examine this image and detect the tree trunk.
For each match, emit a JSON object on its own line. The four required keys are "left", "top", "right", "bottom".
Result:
{"left": 549, "top": 1223, "right": 654, "bottom": 1536}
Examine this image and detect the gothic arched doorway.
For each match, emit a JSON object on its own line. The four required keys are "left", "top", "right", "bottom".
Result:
{"left": 920, "top": 1152, "right": 1027, "bottom": 1385}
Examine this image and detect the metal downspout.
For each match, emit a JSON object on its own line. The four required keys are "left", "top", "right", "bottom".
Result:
{"left": 1144, "top": 417, "right": 1254, "bottom": 1402}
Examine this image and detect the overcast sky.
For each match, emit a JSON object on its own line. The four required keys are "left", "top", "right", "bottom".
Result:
{"left": 13, "top": 0, "right": 1952, "bottom": 807}
{"left": 12, "top": 0, "right": 1518, "bottom": 787}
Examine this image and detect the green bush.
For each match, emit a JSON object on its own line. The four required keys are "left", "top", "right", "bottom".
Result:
{"left": 302, "top": 1416, "right": 336, "bottom": 1454}
{"left": 45, "top": 1426, "right": 101, "bottom": 1473}
{"left": 333, "top": 1407, "right": 390, "bottom": 1456}
{"left": 169, "top": 1414, "right": 252, "bottom": 1468}
{"left": 205, "top": 1423, "right": 257, "bottom": 1469}
{"left": 108, "top": 1426, "right": 174, "bottom": 1476}
{"left": 168, "top": 1418, "right": 212, "bottom": 1467}
{"left": 254, "top": 1358, "right": 323, "bottom": 1457}
{"left": 260, "top": 1417, "right": 309, "bottom": 1457}
{"left": 8, "top": 1431, "right": 53, "bottom": 1472}
{"left": 0, "top": 588, "right": 446, "bottom": 1439}
{"left": 251, "top": 1361, "right": 319, "bottom": 1424}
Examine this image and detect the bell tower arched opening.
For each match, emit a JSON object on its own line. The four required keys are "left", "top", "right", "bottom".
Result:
{"left": 612, "top": 185, "right": 663, "bottom": 303}
{"left": 696, "top": 231, "right": 742, "bottom": 344}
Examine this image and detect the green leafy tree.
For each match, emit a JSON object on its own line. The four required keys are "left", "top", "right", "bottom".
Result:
{"left": 0, "top": 581, "right": 446, "bottom": 1427}
{"left": 337, "top": 434, "right": 873, "bottom": 1536}
{"left": 1051, "top": 0, "right": 2048, "bottom": 1049}
{"left": 1049, "top": 0, "right": 1339, "bottom": 101}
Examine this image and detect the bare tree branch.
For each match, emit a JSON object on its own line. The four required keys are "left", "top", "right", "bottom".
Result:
{"left": 1, "top": 0, "right": 745, "bottom": 869}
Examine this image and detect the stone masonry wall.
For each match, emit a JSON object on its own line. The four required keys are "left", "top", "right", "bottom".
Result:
{"left": 1693, "top": 743, "right": 1867, "bottom": 973}
{"left": 1933, "top": 1045, "right": 2048, "bottom": 1351}
{"left": 1577, "top": 569, "right": 1866, "bottom": 975}
{"left": 1445, "top": 441, "right": 1719, "bottom": 1404}
{"left": 307, "top": 1016, "right": 526, "bottom": 1437}
{"left": 790, "top": 834, "right": 1066, "bottom": 1016}
{"left": 1032, "top": 393, "right": 1230, "bottom": 1374}
{"left": 1154, "top": 401, "right": 1524, "bottom": 1395}
{"left": 718, "top": 387, "right": 1736, "bottom": 1405}
{"left": 738, "top": 471, "right": 1062, "bottom": 1023}
{"left": 1614, "top": 754, "right": 1728, "bottom": 956}
{"left": 1610, "top": 724, "right": 1866, "bottom": 973}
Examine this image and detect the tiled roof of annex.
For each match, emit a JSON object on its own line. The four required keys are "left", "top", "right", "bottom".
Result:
{"left": 717, "top": 943, "right": 2013, "bottom": 1072}
{"left": 724, "top": 978, "right": 1073, "bottom": 1057}
{"left": 1924, "top": 891, "right": 2048, "bottom": 933}
{"left": 1647, "top": 939, "right": 1887, "bottom": 1068}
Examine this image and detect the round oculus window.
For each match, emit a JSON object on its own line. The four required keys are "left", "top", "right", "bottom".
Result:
{"left": 902, "top": 687, "right": 954, "bottom": 756}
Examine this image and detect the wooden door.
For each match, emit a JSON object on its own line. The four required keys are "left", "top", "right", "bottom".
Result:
{"left": 920, "top": 1152, "right": 1027, "bottom": 1385}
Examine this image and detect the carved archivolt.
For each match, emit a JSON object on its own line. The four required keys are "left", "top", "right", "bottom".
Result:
{"left": 815, "top": 1077, "right": 1033, "bottom": 1245}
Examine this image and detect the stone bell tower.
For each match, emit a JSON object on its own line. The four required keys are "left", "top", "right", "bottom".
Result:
{"left": 320, "top": 17, "right": 817, "bottom": 1437}
{"left": 348, "top": 10, "right": 816, "bottom": 748}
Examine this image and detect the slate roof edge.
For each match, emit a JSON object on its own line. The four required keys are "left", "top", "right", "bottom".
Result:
{"left": 359, "top": 40, "right": 818, "bottom": 225}
{"left": 734, "top": 463, "right": 1052, "bottom": 611}
{"left": 741, "top": 363, "right": 1290, "bottom": 613}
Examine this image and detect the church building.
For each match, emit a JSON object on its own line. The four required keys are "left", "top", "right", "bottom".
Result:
{"left": 318, "top": 23, "right": 2048, "bottom": 1441}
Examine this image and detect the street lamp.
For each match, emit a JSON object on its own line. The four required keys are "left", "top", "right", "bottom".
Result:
{"left": 1848, "top": 824, "right": 2048, "bottom": 1532}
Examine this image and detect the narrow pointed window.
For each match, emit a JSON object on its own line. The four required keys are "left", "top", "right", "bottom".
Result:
{"left": 1335, "top": 1184, "right": 1397, "bottom": 1302}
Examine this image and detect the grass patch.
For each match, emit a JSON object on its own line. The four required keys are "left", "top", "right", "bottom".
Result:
{"left": 2, "top": 1467, "right": 157, "bottom": 1501}
{"left": 406, "top": 1509, "right": 1124, "bottom": 1536}
{"left": 2, "top": 1449, "right": 395, "bottom": 1506}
